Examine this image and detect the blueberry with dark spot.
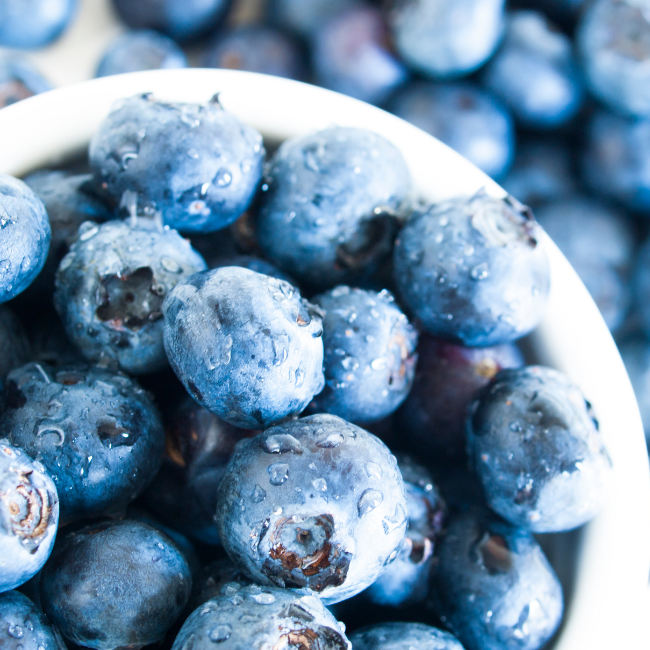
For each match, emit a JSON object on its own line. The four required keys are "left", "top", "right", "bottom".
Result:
{"left": 311, "top": 286, "right": 418, "bottom": 423}
{"left": 467, "top": 366, "right": 613, "bottom": 532}
{"left": 54, "top": 218, "right": 206, "bottom": 374}
{"left": 0, "top": 306, "right": 29, "bottom": 387}
{"left": 393, "top": 193, "right": 550, "bottom": 347}
{"left": 216, "top": 413, "right": 408, "bottom": 604}
{"left": 0, "top": 54, "right": 51, "bottom": 108}
{"left": 0, "top": 361, "right": 164, "bottom": 524}
{"left": 350, "top": 622, "right": 464, "bottom": 650}
{"left": 430, "top": 510, "right": 563, "bottom": 650}
{"left": 257, "top": 127, "right": 411, "bottom": 289}
{"left": 40, "top": 519, "right": 192, "bottom": 650}
{"left": 89, "top": 94, "right": 264, "bottom": 233}
{"left": 0, "top": 441, "right": 59, "bottom": 592}
{"left": 163, "top": 266, "right": 325, "bottom": 429}
{"left": 0, "top": 0, "right": 76, "bottom": 49}
{"left": 0, "top": 173, "right": 51, "bottom": 304}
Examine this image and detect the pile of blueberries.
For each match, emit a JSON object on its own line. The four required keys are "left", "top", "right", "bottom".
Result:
{"left": 0, "top": 85, "right": 614, "bottom": 650}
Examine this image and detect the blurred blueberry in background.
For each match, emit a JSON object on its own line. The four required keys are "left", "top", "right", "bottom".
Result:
{"left": 0, "top": 0, "right": 77, "bottom": 49}
{"left": 0, "top": 55, "right": 50, "bottom": 109}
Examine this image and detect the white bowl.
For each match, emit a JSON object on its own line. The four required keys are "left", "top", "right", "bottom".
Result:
{"left": 0, "top": 69, "right": 648, "bottom": 649}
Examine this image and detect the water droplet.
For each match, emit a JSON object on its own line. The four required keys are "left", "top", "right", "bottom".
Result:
{"left": 471, "top": 262, "right": 489, "bottom": 281}
{"left": 341, "top": 356, "right": 359, "bottom": 371}
{"left": 263, "top": 434, "right": 303, "bottom": 455}
{"left": 509, "top": 421, "right": 523, "bottom": 433}
{"left": 312, "top": 478, "right": 327, "bottom": 492}
{"left": 7, "top": 625, "right": 24, "bottom": 639}
{"left": 209, "top": 624, "right": 232, "bottom": 642}
{"left": 371, "top": 358, "right": 387, "bottom": 371}
{"left": 121, "top": 152, "right": 138, "bottom": 169}
{"left": 161, "top": 256, "right": 181, "bottom": 273}
{"left": 358, "top": 489, "right": 383, "bottom": 517}
{"left": 268, "top": 463, "right": 290, "bottom": 486}
{"left": 250, "top": 592, "right": 275, "bottom": 605}
{"left": 250, "top": 485, "right": 267, "bottom": 503}
{"left": 364, "top": 462, "right": 383, "bottom": 480}
{"left": 316, "top": 432, "right": 344, "bottom": 448}
{"left": 215, "top": 168, "right": 232, "bottom": 187}
{"left": 294, "top": 367, "right": 305, "bottom": 388}
{"left": 187, "top": 149, "right": 200, "bottom": 159}
{"left": 382, "top": 504, "right": 407, "bottom": 534}
{"left": 79, "top": 223, "right": 99, "bottom": 241}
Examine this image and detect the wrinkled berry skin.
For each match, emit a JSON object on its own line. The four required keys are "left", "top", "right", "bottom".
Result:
{"left": 187, "top": 557, "right": 252, "bottom": 612}
{"left": 54, "top": 219, "right": 207, "bottom": 374}
{"left": 312, "top": 6, "right": 409, "bottom": 106}
{"left": 393, "top": 194, "right": 550, "bottom": 347}
{"left": 0, "top": 0, "right": 76, "bottom": 49}
{"left": 0, "top": 55, "right": 51, "bottom": 108}
{"left": 618, "top": 335, "right": 650, "bottom": 445}
{"left": 0, "top": 174, "right": 51, "bottom": 304}
{"left": 163, "top": 266, "right": 325, "bottom": 429}
{"left": 173, "top": 585, "right": 350, "bottom": 650}
{"left": 89, "top": 94, "right": 264, "bottom": 233}
{"left": 386, "top": 0, "right": 505, "bottom": 79}
{"left": 350, "top": 623, "right": 464, "bottom": 650}
{"left": 96, "top": 30, "right": 187, "bottom": 77}
{"left": 40, "top": 519, "right": 192, "bottom": 650}
{"left": 141, "top": 397, "right": 256, "bottom": 544}
{"left": 389, "top": 81, "right": 514, "bottom": 180}
{"left": 111, "top": 0, "right": 231, "bottom": 42}
{"left": 0, "top": 591, "right": 66, "bottom": 650}
{"left": 257, "top": 127, "right": 411, "bottom": 289}
{"left": 0, "top": 362, "right": 164, "bottom": 524}
{"left": 467, "top": 366, "right": 613, "bottom": 532}
{"left": 397, "top": 336, "right": 523, "bottom": 463}
{"left": 578, "top": 0, "right": 650, "bottom": 118}
{"left": 217, "top": 414, "right": 408, "bottom": 604}
{"left": 311, "top": 286, "right": 418, "bottom": 423}
{"left": 482, "top": 10, "right": 584, "bottom": 129}
{"left": 431, "top": 511, "right": 563, "bottom": 650}
{"left": 268, "top": 0, "right": 357, "bottom": 36}
{"left": 0, "top": 441, "right": 59, "bottom": 593}
{"left": 364, "top": 456, "right": 446, "bottom": 607}
{"left": 536, "top": 197, "right": 633, "bottom": 332}
{"left": 0, "top": 307, "right": 29, "bottom": 386}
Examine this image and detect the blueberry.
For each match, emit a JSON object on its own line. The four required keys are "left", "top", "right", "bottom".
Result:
{"left": 96, "top": 30, "right": 187, "bottom": 78}
{"left": 364, "top": 455, "right": 446, "bottom": 607}
{"left": 310, "top": 286, "right": 418, "bottom": 423}
{"left": 216, "top": 414, "right": 408, "bottom": 604}
{"left": 0, "top": 306, "right": 29, "bottom": 387}
{"left": 430, "top": 510, "right": 563, "bottom": 650}
{"left": 210, "top": 253, "right": 296, "bottom": 284}
{"left": 312, "top": 6, "right": 409, "bottom": 105}
{"left": 389, "top": 81, "right": 514, "bottom": 180}
{"left": 0, "top": 361, "right": 164, "bottom": 524}
{"left": 89, "top": 94, "right": 265, "bottom": 233}
{"left": 0, "top": 590, "right": 66, "bottom": 650}
{"left": 467, "top": 366, "right": 613, "bottom": 532}
{"left": 0, "top": 173, "right": 51, "bottom": 304}
{"left": 0, "top": 0, "right": 76, "bottom": 49}
{"left": 163, "top": 266, "right": 325, "bottom": 428}
{"left": 0, "top": 54, "right": 51, "bottom": 108}
{"left": 202, "top": 25, "right": 305, "bottom": 80}
{"left": 578, "top": 0, "right": 650, "bottom": 118}
{"left": 110, "top": 0, "right": 231, "bottom": 43}
{"left": 349, "top": 622, "right": 464, "bottom": 650}
{"left": 482, "top": 10, "right": 584, "bottom": 129}
{"left": 267, "top": 0, "right": 359, "bottom": 36}
{"left": 40, "top": 519, "right": 192, "bottom": 650}
{"left": 393, "top": 193, "right": 550, "bottom": 347}
{"left": 54, "top": 218, "right": 207, "bottom": 374}
{"left": 385, "top": 0, "right": 505, "bottom": 79}
{"left": 397, "top": 336, "right": 523, "bottom": 463}
{"left": 140, "top": 396, "right": 256, "bottom": 544}
{"left": 173, "top": 584, "right": 350, "bottom": 650}
{"left": 618, "top": 335, "right": 650, "bottom": 445}
{"left": 187, "top": 557, "right": 251, "bottom": 612}
{"left": 257, "top": 127, "right": 411, "bottom": 288}
{"left": 536, "top": 196, "right": 634, "bottom": 332}
{"left": 0, "top": 441, "right": 59, "bottom": 593}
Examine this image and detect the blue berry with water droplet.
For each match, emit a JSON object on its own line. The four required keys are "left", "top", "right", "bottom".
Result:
{"left": 349, "top": 622, "right": 464, "bottom": 650}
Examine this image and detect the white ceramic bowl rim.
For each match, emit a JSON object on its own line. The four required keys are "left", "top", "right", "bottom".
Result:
{"left": 0, "top": 69, "right": 648, "bottom": 649}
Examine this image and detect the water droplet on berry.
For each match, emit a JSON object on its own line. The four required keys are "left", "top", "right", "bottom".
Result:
{"left": 7, "top": 625, "right": 24, "bottom": 639}
{"left": 312, "top": 478, "right": 327, "bottom": 492}
{"left": 471, "top": 262, "right": 489, "bottom": 280}
{"left": 214, "top": 168, "right": 232, "bottom": 187}
{"left": 161, "top": 256, "right": 182, "bottom": 273}
{"left": 268, "top": 463, "right": 290, "bottom": 485}
{"left": 250, "top": 592, "right": 275, "bottom": 605}
{"left": 208, "top": 624, "right": 232, "bottom": 643}
{"left": 358, "top": 489, "right": 383, "bottom": 517}
{"left": 364, "top": 462, "right": 383, "bottom": 480}
{"left": 317, "top": 432, "right": 344, "bottom": 448}
{"left": 250, "top": 485, "right": 267, "bottom": 503}
{"left": 263, "top": 434, "right": 303, "bottom": 454}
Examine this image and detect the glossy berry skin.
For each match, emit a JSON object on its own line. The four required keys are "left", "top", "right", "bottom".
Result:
{"left": 467, "top": 366, "right": 613, "bottom": 532}
{"left": 0, "top": 591, "right": 66, "bottom": 650}
{"left": 386, "top": 0, "right": 505, "bottom": 79}
{"left": 482, "top": 11, "right": 584, "bottom": 129}
{"left": 216, "top": 414, "right": 408, "bottom": 604}
{"left": 618, "top": 335, "right": 650, "bottom": 445}
{"left": 96, "top": 30, "right": 187, "bottom": 78}
{"left": 578, "top": 0, "right": 650, "bottom": 118}
{"left": 312, "top": 6, "right": 409, "bottom": 106}
{"left": 111, "top": 0, "right": 231, "bottom": 42}
{"left": 0, "top": 0, "right": 76, "bottom": 49}
{"left": 0, "top": 55, "right": 51, "bottom": 108}
{"left": 163, "top": 266, "right": 325, "bottom": 429}
{"left": 536, "top": 197, "right": 634, "bottom": 332}
{"left": 389, "top": 81, "right": 514, "bottom": 180}
{"left": 0, "top": 441, "right": 59, "bottom": 593}
{"left": 430, "top": 511, "right": 563, "bottom": 650}
{"left": 54, "top": 218, "right": 207, "bottom": 374}
{"left": 257, "top": 127, "right": 410, "bottom": 289}
{"left": 350, "top": 623, "right": 464, "bottom": 650}
{"left": 393, "top": 193, "right": 550, "bottom": 347}
{"left": 0, "top": 173, "right": 51, "bottom": 304}
{"left": 187, "top": 557, "right": 251, "bottom": 612}
{"left": 268, "top": 0, "right": 358, "bottom": 36}
{"left": 364, "top": 456, "right": 446, "bottom": 607}
{"left": 173, "top": 584, "right": 351, "bottom": 650}
{"left": 89, "top": 94, "right": 265, "bottom": 233}
{"left": 203, "top": 25, "right": 305, "bottom": 80}
{"left": 0, "top": 306, "right": 29, "bottom": 386}
{"left": 397, "top": 336, "right": 523, "bottom": 463}
{"left": 40, "top": 519, "right": 192, "bottom": 650}
{"left": 311, "top": 286, "right": 418, "bottom": 423}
